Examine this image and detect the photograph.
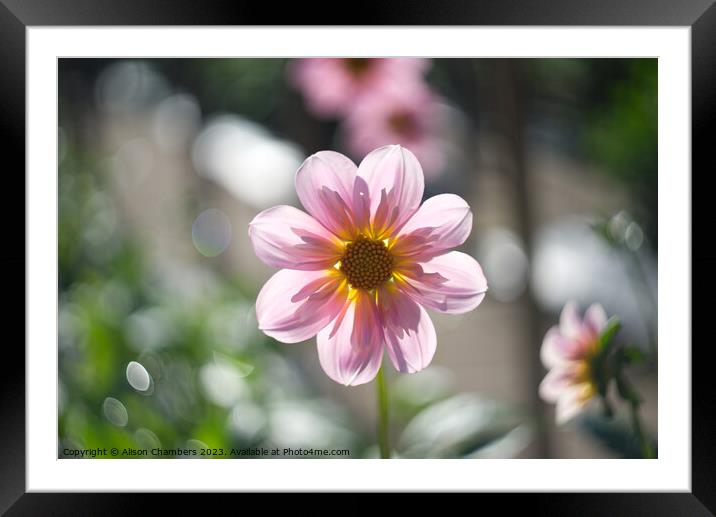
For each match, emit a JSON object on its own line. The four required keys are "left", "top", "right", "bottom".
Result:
{"left": 57, "top": 57, "right": 658, "bottom": 460}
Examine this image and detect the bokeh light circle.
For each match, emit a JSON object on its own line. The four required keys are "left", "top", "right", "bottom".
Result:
{"left": 192, "top": 208, "right": 232, "bottom": 257}
{"left": 102, "top": 397, "right": 129, "bottom": 427}
{"left": 126, "top": 361, "right": 152, "bottom": 392}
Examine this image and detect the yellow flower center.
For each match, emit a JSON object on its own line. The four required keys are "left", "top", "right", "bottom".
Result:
{"left": 574, "top": 360, "right": 597, "bottom": 401}
{"left": 339, "top": 235, "right": 394, "bottom": 291}
{"left": 388, "top": 111, "right": 418, "bottom": 137}
{"left": 344, "top": 58, "right": 372, "bottom": 78}
{"left": 574, "top": 360, "right": 592, "bottom": 383}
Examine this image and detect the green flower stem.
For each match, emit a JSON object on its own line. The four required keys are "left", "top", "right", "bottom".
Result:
{"left": 616, "top": 371, "right": 655, "bottom": 459}
{"left": 629, "top": 399, "right": 655, "bottom": 459}
{"left": 376, "top": 366, "right": 391, "bottom": 459}
{"left": 627, "top": 254, "right": 658, "bottom": 362}
{"left": 600, "top": 394, "right": 614, "bottom": 419}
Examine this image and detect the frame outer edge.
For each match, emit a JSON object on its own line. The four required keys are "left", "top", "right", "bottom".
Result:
{"left": 691, "top": 1, "right": 716, "bottom": 514}
{"left": 4, "top": 0, "right": 713, "bottom": 512}
{"left": 0, "top": 0, "right": 28, "bottom": 514}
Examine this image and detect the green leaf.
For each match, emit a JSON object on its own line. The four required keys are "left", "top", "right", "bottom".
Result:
{"left": 391, "top": 366, "right": 457, "bottom": 422}
{"left": 621, "top": 345, "right": 647, "bottom": 365}
{"left": 598, "top": 317, "right": 621, "bottom": 354}
{"left": 397, "top": 394, "right": 530, "bottom": 459}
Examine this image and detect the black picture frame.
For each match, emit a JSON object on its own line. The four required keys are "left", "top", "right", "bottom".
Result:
{"left": 2, "top": 0, "right": 712, "bottom": 513}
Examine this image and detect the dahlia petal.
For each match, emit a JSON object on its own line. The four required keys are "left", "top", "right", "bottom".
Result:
{"left": 316, "top": 290, "right": 384, "bottom": 386}
{"left": 559, "top": 301, "right": 583, "bottom": 341}
{"left": 256, "top": 269, "right": 347, "bottom": 344}
{"left": 351, "top": 176, "right": 372, "bottom": 234}
{"left": 295, "top": 151, "right": 358, "bottom": 240}
{"left": 290, "top": 59, "right": 433, "bottom": 118}
{"left": 402, "top": 251, "right": 487, "bottom": 314}
{"left": 540, "top": 327, "right": 568, "bottom": 368}
{"left": 539, "top": 363, "right": 579, "bottom": 402}
{"left": 288, "top": 59, "right": 356, "bottom": 117}
{"left": 378, "top": 282, "right": 421, "bottom": 333}
{"left": 543, "top": 325, "right": 592, "bottom": 363}
{"left": 378, "top": 285, "right": 437, "bottom": 373}
{"left": 555, "top": 385, "right": 592, "bottom": 425}
{"left": 248, "top": 205, "right": 342, "bottom": 270}
{"left": 388, "top": 57, "right": 431, "bottom": 75}
{"left": 585, "top": 303, "right": 608, "bottom": 335}
{"left": 394, "top": 194, "right": 473, "bottom": 259}
{"left": 356, "top": 145, "right": 424, "bottom": 238}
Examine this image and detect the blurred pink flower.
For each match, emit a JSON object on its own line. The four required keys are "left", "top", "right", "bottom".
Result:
{"left": 249, "top": 145, "right": 487, "bottom": 386}
{"left": 289, "top": 58, "right": 430, "bottom": 118}
{"left": 539, "top": 301, "right": 608, "bottom": 424}
{"left": 343, "top": 81, "right": 447, "bottom": 179}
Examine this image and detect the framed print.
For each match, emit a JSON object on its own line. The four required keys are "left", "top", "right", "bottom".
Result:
{"left": 2, "top": 0, "right": 713, "bottom": 513}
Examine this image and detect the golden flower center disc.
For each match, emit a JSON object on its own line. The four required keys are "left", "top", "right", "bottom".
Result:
{"left": 344, "top": 58, "right": 372, "bottom": 77}
{"left": 340, "top": 235, "right": 394, "bottom": 291}
{"left": 388, "top": 111, "right": 417, "bottom": 137}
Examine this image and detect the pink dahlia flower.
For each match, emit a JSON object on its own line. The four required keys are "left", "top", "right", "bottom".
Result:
{"left": 343, "top": 81, "right": 446, "bottom": 179}
{"left": 288, "top": 58, "right": 430, "bottom": 118}
{"left": 539, "top": 301, "right": 608, "bottom": 424}
{"left": 249, "top": 145, "right": 487, "bottom": 386}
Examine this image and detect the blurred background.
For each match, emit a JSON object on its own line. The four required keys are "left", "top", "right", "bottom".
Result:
{"left": 58, "top": 58, "right": 657, "bottom": 459}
